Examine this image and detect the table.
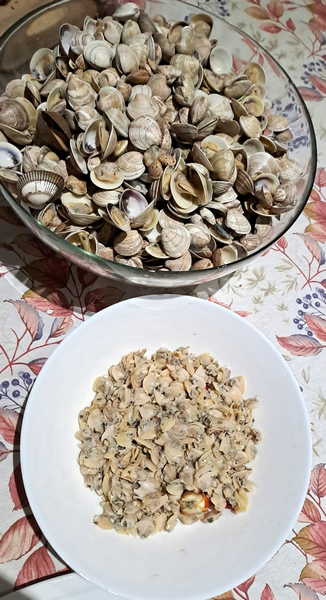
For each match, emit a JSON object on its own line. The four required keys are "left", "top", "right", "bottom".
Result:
{"left": 0, "top": 0, "right": 325, "bottom": 598}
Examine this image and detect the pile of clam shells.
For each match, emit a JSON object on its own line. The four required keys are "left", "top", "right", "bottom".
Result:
{"left": 0, "top": 2, "right": 302, "bottom": 271}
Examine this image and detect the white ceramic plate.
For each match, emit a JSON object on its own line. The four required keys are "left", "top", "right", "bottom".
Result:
{"left": 2, "top": 573, "right": 113, "bottom": 599}
{"left": 21, "top": 295, "right": 311, "bottom": 600}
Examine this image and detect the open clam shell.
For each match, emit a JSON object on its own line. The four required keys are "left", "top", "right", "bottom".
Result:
{"left": 0, "top": 142, "right": 22, "bottom": 169}
{"left": 17, "top": 170, "right": 64, "bottom": 209}
{"left": 90, "top": 162, "right": 124, "bottom": 190}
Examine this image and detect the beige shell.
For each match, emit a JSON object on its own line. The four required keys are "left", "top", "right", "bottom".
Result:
{"left": 116, "top": 44, "right": 140, "bottom": 74}
{"left": 129, "top": 116, "right": 162, "bottom": 151}
{"left": 212, "top": 244, "right": 238, "bottom": 266}
{"left": 161, "top": 226, "right": 191, "bottom": 258}
{"left": 30, "top": 48, "right": 55, "bottom": 82}
{"left": 209, "top": 46, "right": 232, "bottom": 75}
{"left": 93, "top": 189, "right": 121, "bottom": 207}
{"left": 66, "top": 74, "right": 96, "bottom": 111}
{"left": 165, "top": 251, "right": 192, "bottom": 271}
{"left": 113, "top": 230, "right": 143, "bottom": 256}
{"left": 102, "top": 17, "right": 123, "bottom": 44}
{"left": 105, "top": 108, "right": 130, "bottom": 138}
{"left": 116, "top": 151, "right": 145, "bottom": 180}
{"left": 127, "top": 94, "right": 159, "bottom": 120}
{"left": 97, "top": 86, "right": 125, "bottom": 112}
{"left": 90, "top": 162, "right": 124, "bottom": 189}
{"left": 0, "top": 97, "right": 30, "bottom": 132}
{"left": 210, "top": 149, "right": 235, "bottom": 181}
{"left": 225, "top": 208, "right": 251, "bottom": 235}
{"left": 240, "top": 115, "right": 261, "bottom": 138}
{"left": 61, "top": 191, "right": 100, "bottom": 226}
{"left": 207, "top": 94, "right": 233, "bottom": 120}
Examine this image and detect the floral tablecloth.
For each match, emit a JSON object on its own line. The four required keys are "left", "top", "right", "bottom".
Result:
{"left": 0, "top": 0, "right": 325, "bottom": 598}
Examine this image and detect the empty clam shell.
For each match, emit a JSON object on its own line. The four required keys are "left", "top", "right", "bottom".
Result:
{"left": 108, "top": 205, "right": 131, "bottom": 231}
{"left": 207, "top": 94, "right": 234, "bottom": 121}
{"left": 90, "top": 162, "right": 124, "bottom": 190}
{"left": 113, "top": 230, "right": 142, "bottom": 256}
{"left": 84, "top": 40, "right": 115, "bottom": 70}
{"left": 242, "top": 95, "right": 265, "bottom": 118}
{"left": 93, "top": 189, "right": 121, "bottom": 207}
{"left": 17, "top": 170, "right": 64, "bottom": 208}
{"left": 240, "top": 115, "right": 261, "bottom": 138}
{"left": 209, "top": 46, "right": 232, "bottom": 75}
{"left": 165, "top": 251, "right": 192, "bottom": 271}
{"left": 30, "top": 48, "right": 55, "bottom": 82}
{"left": 161, "top": 225, "right": 191, "bottom": 258}
{"left": 105, "top": 108, "right": 130, "bottom": 138}
{"left": 212, "top": 244, "right": 238, "bottom": 266}
{"left": 245, "top": 62, "right": 266, "bottom": 86}
{"left": 0, "top": 142, "right": 22, "bottom": 169}
{"left": 247, "top": 152, "right": 279, "bottom": 177}
{"left": 129, "top": 116, "right": 162, "bottom": 151}
{"left": 234, "top": 169, "right": 254, "bottom": 195}
{"left": 97, "top": 86, "right": 125, "bottom": 112}
{"left": 225, "top": 208, "right": 251, "bottom": 235}
{"left": 242, "top": 138, "right": 265, "bottom": 157}
{"left": 116, "top": 44, "right": 140, "bottom": 74}
{"left": 127, "top": 94, "right": 159, "bottom": 120}
{"left": 267, "top": 114, "right": 289, "bottom": 133}
{"left": 70, "top": 138, "right": 88, "bottom": 175}
{"left": 61, "top": 192, "right": 100, "bottom": 226}
{"left": 116, "top": 151, "right": 145, "bottom": 180}
{"left": 0, "top": 97, "right": 29, "bottom": 132}
{"left": 186, "top": 222, "right": 211, "bottom": 250}
{"left": 145, "top": 244, "right": 169, "bottom": 259}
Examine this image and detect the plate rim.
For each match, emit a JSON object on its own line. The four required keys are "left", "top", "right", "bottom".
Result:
{"left": 20, "top": 294, "right": 312, "bottom": 600}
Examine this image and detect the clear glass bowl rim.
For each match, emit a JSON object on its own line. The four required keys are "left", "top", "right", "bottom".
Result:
{"left": 0, "top": 0, "right": 317, "bottom": 283}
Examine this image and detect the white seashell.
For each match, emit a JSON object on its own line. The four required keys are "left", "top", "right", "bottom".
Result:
{"left": 17, "top": 170, "right": 64, "bottom": 208}
{"left": 84, "top": 41, "right": 115, "bottom": 70}
{"left": 61, "top": 191, "right": 100, "bottom": 225}
{"left": 207, "top": 94, "right": 234, "bottom": 120}
{"left": 165, "top": 251, "right": 192, "bottom": 271}
{"left": 127, "top": 94, "right": 159, "bottom": 120}
{"left": 116, "top": 44, "right": 140, "bottom": 74}
{"left": 97, "top": 86, "right": 125, "bottom": 113}
{"left": 90, "top": 162, "right": 124, "bottom": 190}
{"left": 113, "top": 230, "right": 143, "bottom": 256}
{"left": 129, "top": 84, "right": 152, "bottom": 102}
{"left": 116, "top": 151, "right": 145, "bottom": 180}
{"left": 209, "top": 46, "right": 232, "bottom": 75}
{"left": 129, "top": 116, "right": 162, "bottom": 151}
{"left": 0, "top": 142, "right": 22, "bottom": 169}
{"left": 93, "top": 189, "right": 121, "bottom": 207}
{"left": 105, "top": 108, "right": 130, "bottom": 138}
{"left": 161, "top": 226, "right": 191, "bottom": 258}
{"left": 30, "top": 48, "right": 55, "bottom": 82}
{"left": 225, "top": 208, "right": 251, "bottom": 235}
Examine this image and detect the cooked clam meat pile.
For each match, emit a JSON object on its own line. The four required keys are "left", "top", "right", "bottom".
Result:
{"left": 76, "top": 348, "right": 260, "bottom": 537}
{"left": 0, "top": 3, "right": 302, "bottom": 271}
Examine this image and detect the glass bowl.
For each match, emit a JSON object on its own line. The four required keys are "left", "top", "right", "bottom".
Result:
{"left": 0, "top": 0, "right": 317, "bottom": 288}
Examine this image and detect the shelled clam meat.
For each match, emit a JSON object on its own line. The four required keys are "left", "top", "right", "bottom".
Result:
{"left": 0, "top": 4, "right": 302, "bottom": 271}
